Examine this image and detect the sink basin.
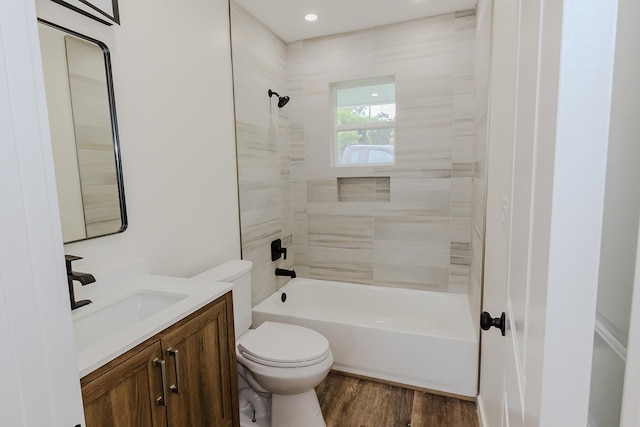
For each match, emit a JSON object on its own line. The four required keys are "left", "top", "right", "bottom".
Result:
{"left": 71, "top": 273, "right": 233, "bottom": 377}
{"left": 73, "top": 291, "right": 187, "bottom": 352}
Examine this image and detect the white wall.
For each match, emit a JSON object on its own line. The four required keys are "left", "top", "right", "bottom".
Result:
{"left": 36, "top": 0, "right": 241, "bottom": 278}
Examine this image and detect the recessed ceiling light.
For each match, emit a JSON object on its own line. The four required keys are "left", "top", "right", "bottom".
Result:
{"left": 305, "top": 13, "right": 318, "bottom": 22}
{"left": 371, "top": 93, "right": 379, "bottom": 97}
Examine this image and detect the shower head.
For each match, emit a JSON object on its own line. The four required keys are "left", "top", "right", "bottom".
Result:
{"left": 268, "top": 89, "right": 290, "bottom": 108}
{"left": 278, "top": 95, "right": 290, "bottom": 108}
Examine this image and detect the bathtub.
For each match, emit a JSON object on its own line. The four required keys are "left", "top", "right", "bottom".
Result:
{"left": 252, "top": 278, "right": 478, "bottom": 398}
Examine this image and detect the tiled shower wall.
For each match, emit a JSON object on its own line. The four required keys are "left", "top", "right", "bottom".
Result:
{"left": 231, "top": 3, "right": 293, "bottom": 304}
{"left": 287, "top": 11, "right": 477, "bottom": 292}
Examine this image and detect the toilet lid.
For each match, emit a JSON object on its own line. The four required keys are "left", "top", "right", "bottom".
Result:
{"left": 238, "top": 322, "right": 330, "bottom": 367}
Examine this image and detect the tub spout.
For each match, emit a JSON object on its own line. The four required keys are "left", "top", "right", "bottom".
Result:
{"left": 275, "top": 268, "right": 296, "bottom": 278}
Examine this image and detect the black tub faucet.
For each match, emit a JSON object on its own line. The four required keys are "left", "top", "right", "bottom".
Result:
{"left": 275, "top": 268, "right": 296, "bottom": 278}
{"left": 66, "top": 255, "right": 95, "bottom": 310}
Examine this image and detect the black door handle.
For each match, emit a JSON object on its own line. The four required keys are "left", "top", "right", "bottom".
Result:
{"left": 481, "top": 311, "right": 506, "bottom": 336}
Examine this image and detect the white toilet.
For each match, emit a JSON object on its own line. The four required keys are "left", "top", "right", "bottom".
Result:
{"left": 193, "top": 260, "right": 333, "bottom": 427}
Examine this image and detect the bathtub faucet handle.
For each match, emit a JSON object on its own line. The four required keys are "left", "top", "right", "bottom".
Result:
{"left": 271, "top": 238, "right": 288, "bottom": 261}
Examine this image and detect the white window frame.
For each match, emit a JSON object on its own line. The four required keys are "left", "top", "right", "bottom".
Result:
{"left": 330, "top": 76, "right": 396, "bottom": 167}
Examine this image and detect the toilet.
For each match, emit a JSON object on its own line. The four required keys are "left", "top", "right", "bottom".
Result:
{"left": 193, "top": 260, "right": 333, "bottom": 427}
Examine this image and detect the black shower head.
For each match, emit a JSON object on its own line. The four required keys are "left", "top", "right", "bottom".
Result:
{"left": 278, "top": 96, "right": 290, "bottom": 108}
{"left": 268, "top": 89, "right": 290, "bottom": 108}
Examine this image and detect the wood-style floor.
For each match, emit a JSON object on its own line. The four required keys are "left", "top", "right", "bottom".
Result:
{"left": 316, "top": 372, "right": 480, "bottom": 427}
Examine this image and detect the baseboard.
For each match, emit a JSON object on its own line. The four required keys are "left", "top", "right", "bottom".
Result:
{"left": 477, "top": 394, "right": 489, "bottom": 427}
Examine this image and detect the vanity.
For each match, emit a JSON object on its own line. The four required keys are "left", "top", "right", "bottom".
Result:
{"left": 73, "top": 272, "right": 239, "bottom": 427}
{"left": 36, "top": 13, "right": 240, "bottom": 427}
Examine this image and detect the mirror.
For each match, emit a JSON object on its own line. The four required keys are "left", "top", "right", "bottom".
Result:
{"left": 38, "top": 20, "right": 127, "bottom": 243}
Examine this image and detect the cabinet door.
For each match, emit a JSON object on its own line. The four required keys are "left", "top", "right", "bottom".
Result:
{"left": 162, "top": 298, "right": 236, "bottom": 427}
{"left": 82, "top": 341, "right": 168, "bottom": 427}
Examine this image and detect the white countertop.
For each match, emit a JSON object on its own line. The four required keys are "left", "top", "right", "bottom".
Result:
{"left": 72, "top": 273, "right": 232, "bottom": 378}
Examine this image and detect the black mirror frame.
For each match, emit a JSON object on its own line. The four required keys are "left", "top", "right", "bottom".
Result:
{"left": 38, "top": 19, "right": 128, "bottom": 243}
{"left": 49, "top": 0, "right": 120, "bottom": 26}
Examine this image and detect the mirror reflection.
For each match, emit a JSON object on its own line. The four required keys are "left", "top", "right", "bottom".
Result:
{"left": 38, "top": 20, "right": 126, "bottom": 243}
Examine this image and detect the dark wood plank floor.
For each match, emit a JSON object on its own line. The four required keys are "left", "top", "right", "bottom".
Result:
{"left": 317, "top": 372, "right": 479, "bottom": 427}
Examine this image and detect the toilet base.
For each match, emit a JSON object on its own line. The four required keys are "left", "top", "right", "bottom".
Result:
{"left": 271, "top": 389, "right": 326, "bottom": 427}
{"left": 239, "top": 408, "right": 271, "bottom": 427}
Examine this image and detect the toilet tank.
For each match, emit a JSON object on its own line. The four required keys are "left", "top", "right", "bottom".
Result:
{"left": 192, "top": 260, "right": 253, "bottom": 338}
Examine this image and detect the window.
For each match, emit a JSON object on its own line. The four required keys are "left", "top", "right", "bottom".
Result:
{"left": 331, "top": 76, "right": 396, "bottom": 166}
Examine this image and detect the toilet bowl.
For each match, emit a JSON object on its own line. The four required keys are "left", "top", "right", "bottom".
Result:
{"left": 192, "top": 260, "right": 332, "bottom": 427}
{"left": 236, "top": 322, "right": 333, "bottom": 427}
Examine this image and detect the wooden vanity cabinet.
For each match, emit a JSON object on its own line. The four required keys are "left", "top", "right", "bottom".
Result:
{"left": 163, "top": 295, "right": 236, "bottom": 427}
{"left": 82, "top": 341, "right": 167, "bottom": 427}
{"left": 80, "top": 292, "right": 239, "bottom": 427}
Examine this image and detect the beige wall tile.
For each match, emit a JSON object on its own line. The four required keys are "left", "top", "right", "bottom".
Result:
{"left": 373, "top": 258, "right": 450, "bottom": 291}
{"left": 291, "top": 180, "right": 307, "bottom": 213}
{"left": 284, "top": 12, "right": 476, "bottom": 295}
{"left": 451, "top": 217, "right": 472, "bottom": 245}
{"left": 373, "top": 239, "right": 449, "bottom": 265}
{"left": 394, "top": 138, "right": 453, "bottom": 173}
{"left": 471, "top": 177, "right": 486, "bottom": 231}
{"left": 292, "top": 244, "right": 309, "bottom": 276}
{"left": 308, "top": 247, "right": 374, "bottom": 284}
{"left": 378, "top": 178, "right": 451, "bottom": 217}
{"left": 449, "top": 260, "right": 471, "bottom": 293}
{"left": 374, "top": 216, "right": 450, "bottom": 254}
{"left": 292, "top": 213, "right": 308, "bottom": 246}
{"left": 239, "top": 182, "right": 283, "bottom": 227}
{"left": 307, "top": 201, "right": 375, "bottom": 217}
{"left": 308, "top": 214, "right": 374, "bottom": 250}
{"left": 305, "top": 144, "right": 332, "bottom": 178}
{"left": 452, "top": 177, "right": 473, "bottom": 218}
{"left": 307, "top": 179, "right": 337, "bottom": 203}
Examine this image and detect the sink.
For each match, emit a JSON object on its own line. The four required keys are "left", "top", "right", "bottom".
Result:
{"left": 73, "top": 290, "right": 187, "bottom": 352}
{"left": 71, "top": 273, "right": 234, "bottom": 377}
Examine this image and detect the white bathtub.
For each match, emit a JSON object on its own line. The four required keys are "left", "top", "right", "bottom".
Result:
{"left": 252, "top": 278, "right": 478, "bottom": 398}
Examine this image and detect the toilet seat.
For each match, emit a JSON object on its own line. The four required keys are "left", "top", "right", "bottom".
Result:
{"left": 238, "top": 322, "right": 330, "bottom": 368}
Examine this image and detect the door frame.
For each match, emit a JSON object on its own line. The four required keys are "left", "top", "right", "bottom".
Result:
{"left": 620, "top": 219, "right": 640, "bottom": 426}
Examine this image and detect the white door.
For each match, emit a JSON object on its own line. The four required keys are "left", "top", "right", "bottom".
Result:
{"left": 476, "top": 0, "right": 517, "bottom": 424}
{"left": 479, "top": 0, "right": 623, "bottom": 426}
{"left": 480, "top": 0, "right": 545, "bottom": 424}
{"left": 499, "top": 0, "right": 543, "bottom": 425}
{"left": 0, "top": 0, "right": 85, "bottom": 425}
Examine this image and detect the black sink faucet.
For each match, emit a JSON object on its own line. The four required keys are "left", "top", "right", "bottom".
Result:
{"left": 275, "top": 268, "right": 296, "bottom": 278}
{"left": 66, "top": 255, "right": 95, "bottom": 310}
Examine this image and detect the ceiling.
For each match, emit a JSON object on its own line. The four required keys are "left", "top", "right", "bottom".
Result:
{"left": 234, "top": 0, "right": 478, "bottom": 43}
